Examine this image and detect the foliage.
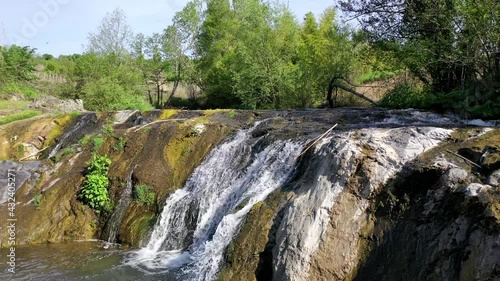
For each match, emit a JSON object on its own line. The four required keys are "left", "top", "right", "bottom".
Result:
{"left": 339, "top": 0, "right": 499, "bottom": 116}
{"left": 1, "top": 81, "right": 39, "bottom": 99}
{"left": 71, "top": 54, "right": 151, "bottom": 111}
{"left": 134, "top": 184, "right": 156, "bottom": 206}
{"left": 79, "top": 135, "right": 92, "bottom": 145}
{"left": 102, "top": 125, "right": 114, "bottom": 136}
{"left": 0, "top": 110, "right": 42, "bottom": 125}
{"left": 92, "top": 137, "right": 104, "bottom": 152}
{"left": 113, "top": 136, "right": 126, "bottom": 151}
{"left": 61, "top": 146, "right": 75, "bottom": 156}
{"left": 84, "top": 8, "right": 133, "bottom": 57}
{"left": 0, "top": 45, "right": 36, "bottom": 81}
{"left": 33, "top": 194, "right": 43, "bottom": 208}
{"left": 79, "top": 154, "right": 112, "bottom": 212}
{"left": 356, "top": 70, "right": 398, "bottom": 85}
{"left": 379, "top": 84, "right": 437, "bottom": 109}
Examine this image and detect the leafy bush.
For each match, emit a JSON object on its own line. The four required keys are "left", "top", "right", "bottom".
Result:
{"left": 80, "top": 76, "right": 151, "bottom": 111}
{"left": 134, "top": 184, "right": 156, "bottom": 206}
{"left": 379, "top": 84, "right": 437, "bottom": 109}
{"left": 79, "top": 154, "right": 112, "bottom": 212}
{"left": 356, "top": 70, "right": 398, "bottom": 84}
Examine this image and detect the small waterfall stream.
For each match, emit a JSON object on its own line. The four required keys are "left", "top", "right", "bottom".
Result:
{"left": 127, "top": 121, "right": 305, "bottom": 280}
{"left": 48, "top": 113, "right": 97, "bottom": 158}
{"left": 103, "top": 167, "right": 136, "bottom": 243}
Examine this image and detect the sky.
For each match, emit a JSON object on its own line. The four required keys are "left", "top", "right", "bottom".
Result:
{"left": 0, "top": 0, "right": 335, "bottom": 56}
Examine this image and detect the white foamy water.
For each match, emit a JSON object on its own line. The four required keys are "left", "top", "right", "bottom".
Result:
{"left": 126, "top": 121, "right": 304, "bottom": 281}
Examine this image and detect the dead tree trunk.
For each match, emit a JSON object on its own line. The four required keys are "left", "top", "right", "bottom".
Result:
{"left": 327, "top": 77, "right": 378, "bottom": 107}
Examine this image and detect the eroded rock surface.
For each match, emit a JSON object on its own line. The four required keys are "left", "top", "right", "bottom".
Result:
{"left": 0, "top": 108, "right": 498, "bottom": 281}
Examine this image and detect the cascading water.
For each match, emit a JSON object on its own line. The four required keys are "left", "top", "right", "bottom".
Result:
{"left": 103, "top": 167, "right": 136, "bottom": 243}
{"left": 126, "top": 121, "right": 305, "bottom": 280}
{"left": 48, "top": 113, "right": 97, "bottom": 158}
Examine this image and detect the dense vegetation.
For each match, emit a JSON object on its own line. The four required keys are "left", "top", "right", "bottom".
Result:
{"left": 0, "top": 0, "right": 498, "bottom": 118}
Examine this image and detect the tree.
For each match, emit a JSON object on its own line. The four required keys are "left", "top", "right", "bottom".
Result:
{"left": 339, "top": 0, "right": 499, "bottom": 98}
{"left": 131, "top": 1, "right": 202, "bottom": 108}
{"left": 295, "top": 9, "right": 355, "bottom": 107}
{"left": 196, "top": 0, "right": 240, "bottom": 108}
{"left": 0, "top": 45, "right": 36, "bottom": 81}
{"left": 85, "top": 8, "right": 134, "bottom": 57}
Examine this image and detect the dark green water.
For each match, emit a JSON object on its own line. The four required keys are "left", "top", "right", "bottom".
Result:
{"left": 1, "top": 241, "right": 179, "bottom": 281}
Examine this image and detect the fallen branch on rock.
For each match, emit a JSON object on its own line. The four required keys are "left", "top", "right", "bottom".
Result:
{"left": 296, "top": 124, "right": 338, "bottom": 159}
{"left": 445, "top": 149, "right": 482, "bottom": 169}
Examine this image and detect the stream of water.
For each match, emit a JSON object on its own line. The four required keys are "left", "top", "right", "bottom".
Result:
{"left": 2, "top": 121, "right": 304, "bottom": 281}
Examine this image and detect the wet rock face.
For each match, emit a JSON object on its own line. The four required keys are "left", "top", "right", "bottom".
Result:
{"left": 0, "top": 161, "right": 40, "bottom": 204}
{"left": 271, "top": 127, "right": 453, "bottom": 281}
{"left": 0, "top": 108, "right": 498, "bottom": 280}
{"left": 221, "top": 125, "right": 499, "bottom": 281}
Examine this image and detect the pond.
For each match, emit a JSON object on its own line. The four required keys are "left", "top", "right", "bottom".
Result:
{"left": 2, "top": 241, "right": 181, "bottom": 281}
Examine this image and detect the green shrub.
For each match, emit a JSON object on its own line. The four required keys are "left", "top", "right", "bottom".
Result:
{"left": 134, "top": 184, "right": 156, "bottom": 206}
{"left": 379, "top": 84, "right": 437, "bottom": 109}
{"left": 92, "top": 137, "right": 104, "bottom": 151}
{"left": 79, "top": 154, "right": 112, "bottom": 213}
{"left": 0, "top": 110, "right": 42, "bottom": 125}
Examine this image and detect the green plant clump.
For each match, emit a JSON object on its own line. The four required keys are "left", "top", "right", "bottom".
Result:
{"left": 113, "top": 136, "right": 126, "bottom": 151}
{"left": 134, "top": 184, "right": 156, "bottom": 206}
{"left": 79, "top": 154, "right": 112, "bottom": 213}
{"left": 93, "top": 136, "right": 104, "bottom": 151}
{"left": 102, "top": 124, "right": 114, "bottom": 136}
{"left": 33, "top": 194, "right": 42, "bottom": 208}
{"left": 79, "top": 135, "right": 92, "bottom": 145}
{"left": 61, "top": 146, "right": 75, "bottom": 156}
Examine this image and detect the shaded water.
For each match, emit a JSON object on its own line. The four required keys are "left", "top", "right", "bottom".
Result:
{"left": 0, "top": 241, "right": 178, "bottom": 281}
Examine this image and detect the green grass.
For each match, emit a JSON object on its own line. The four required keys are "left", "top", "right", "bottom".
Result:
{"left": 1, "top": 82, "right": 39, "bottom": 99}
{"left": 80, "top": 135, "right": 92, "bottom": 145}
{"left": 0, "top": 110, "right": 42, "bottom": 125}
{"left": 0, "top": 100, "right": 29, "bottom": 111}
{"left": 356, "top": 70, "right": 398, "bottom": 85}
{"left": 61, "top": 146, "right": 75, "bottom": 156}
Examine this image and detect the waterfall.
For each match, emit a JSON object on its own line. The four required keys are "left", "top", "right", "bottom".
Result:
{"left": 48, "top": 113, "right": 97, "bottom": 158}
{"left": 127, "top": 121, "right": 304, "bottom": 280}
{"left": 103, "top": 167, "right": 136, "bottom": 243}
